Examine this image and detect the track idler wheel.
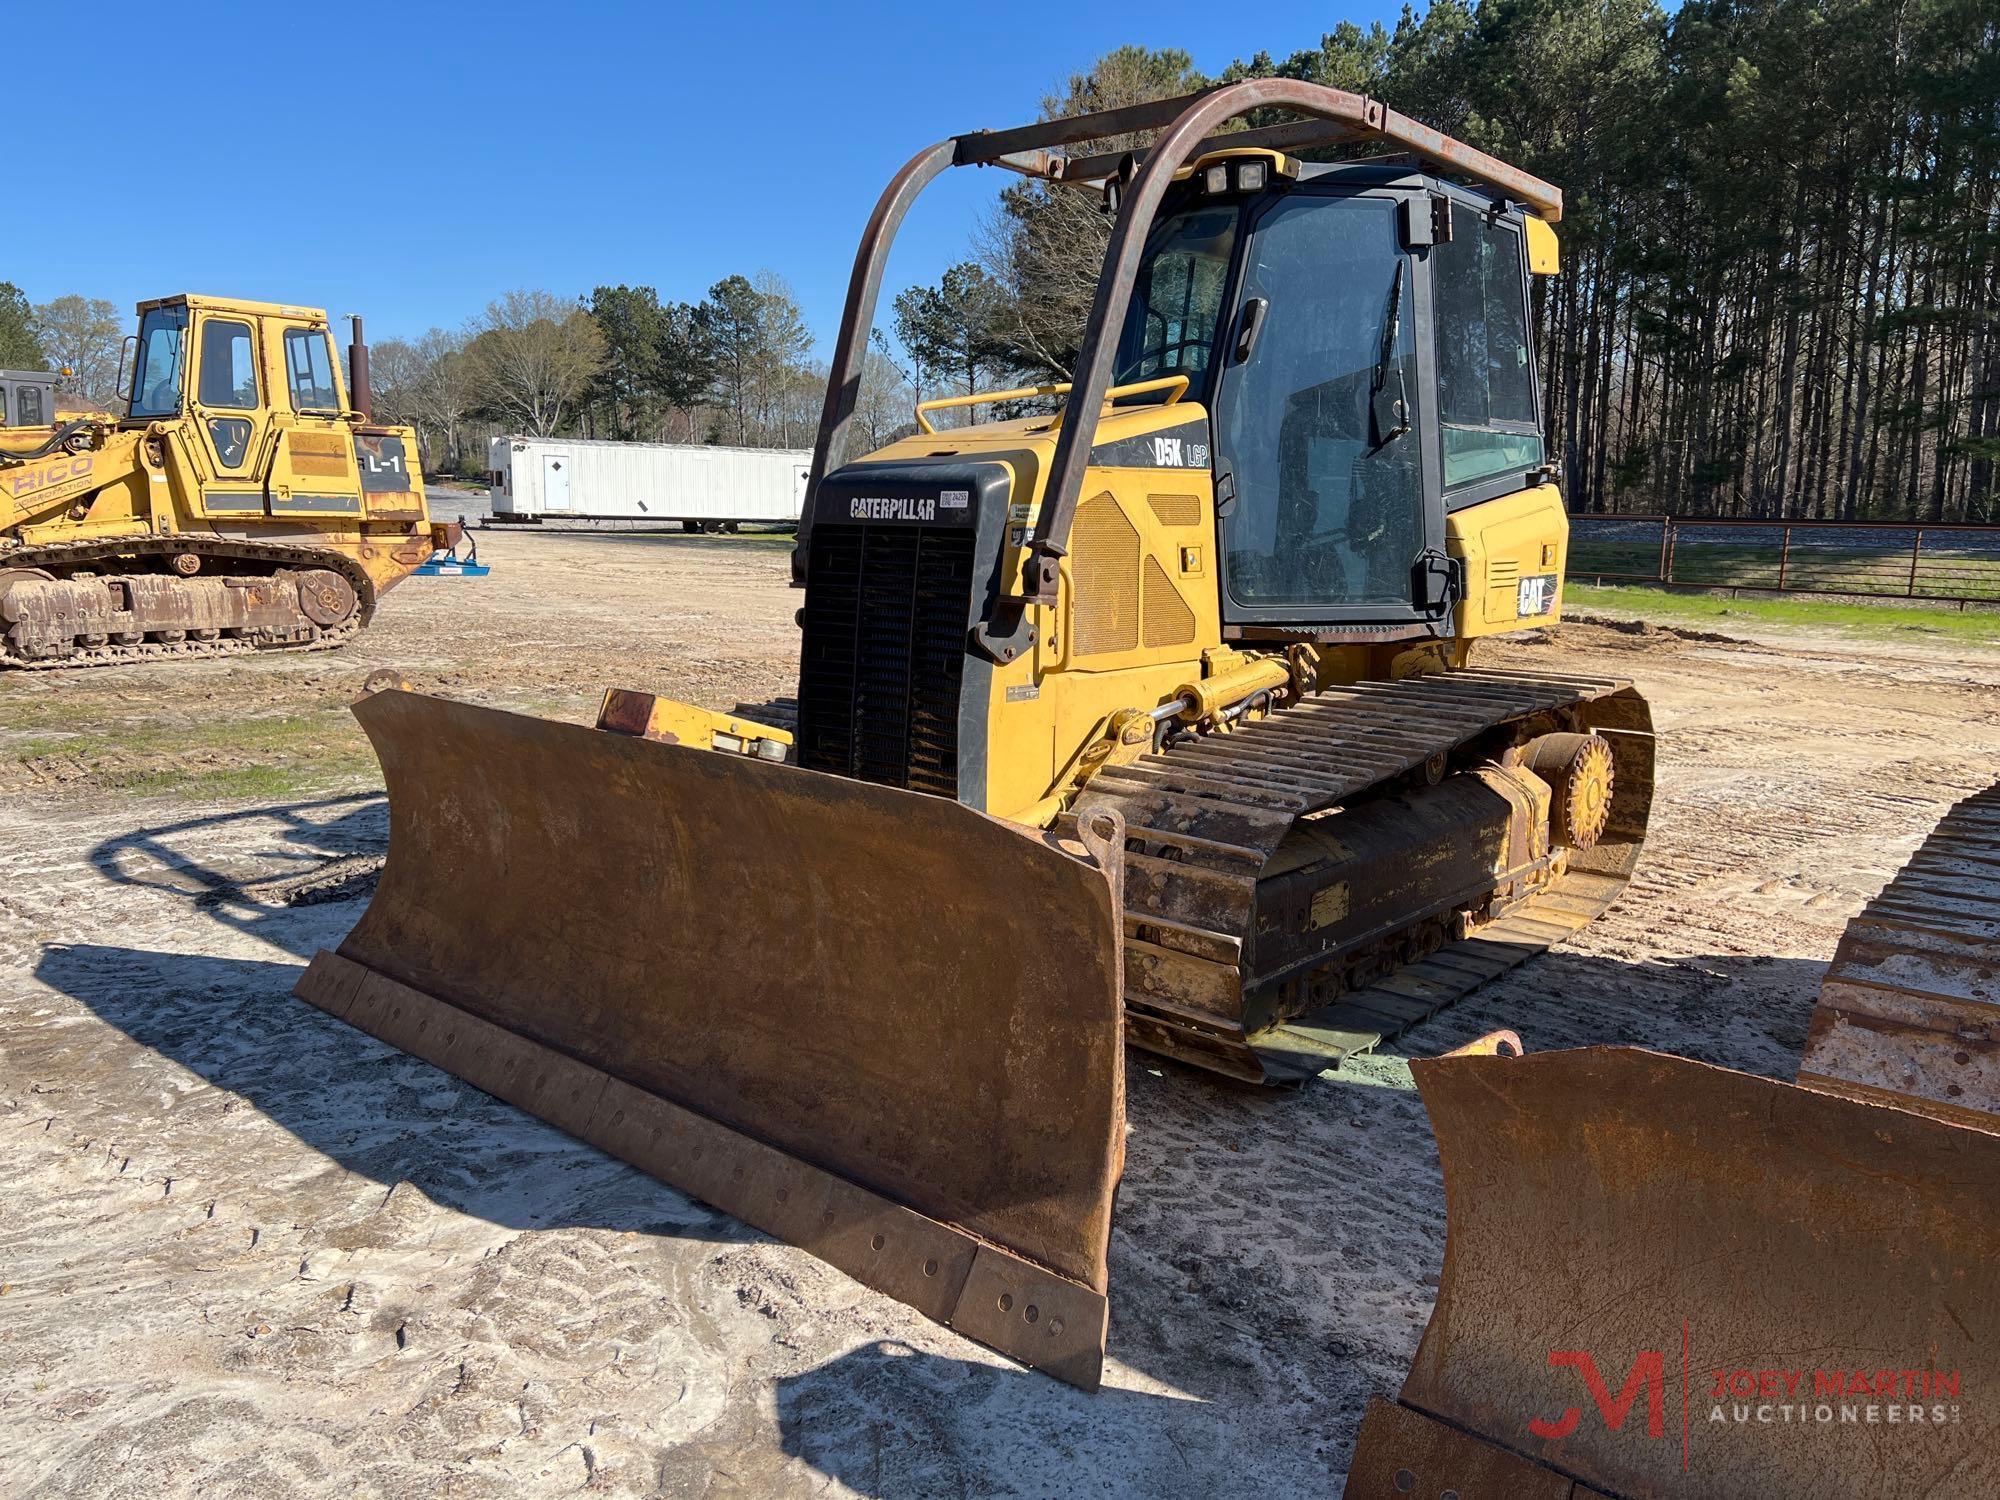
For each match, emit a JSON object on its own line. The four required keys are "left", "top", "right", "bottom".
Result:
{"left": 1523, "top": 731, "right": 1615, "bottom": 849}
{"left": 296, "top": 569, "right": 359, "bottom": 628}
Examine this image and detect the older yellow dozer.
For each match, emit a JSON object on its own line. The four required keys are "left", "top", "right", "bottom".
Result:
{"left": 1346, "top": 780, "right": 2000, "bottom": 1497}
{"left": 0, "top": 294, "right": 451, "bottom": 668}
{"left": 297, "top": 82, "right": 1656, "bottom": 1388}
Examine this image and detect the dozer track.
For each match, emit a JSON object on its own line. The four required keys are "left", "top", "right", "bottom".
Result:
{"left": 0, "top": 535, "right": 377, "bottom": 669}
{"left": 1800, "top": 780, "right": 2000, "bottom": 1118}
{"left": 1071, "top": 668, "right": 1656, "bottom": 1083}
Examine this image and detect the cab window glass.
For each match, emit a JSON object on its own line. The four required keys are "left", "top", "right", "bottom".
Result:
{"left": 198, "top": 320, "right": 259, "bottom": 409}
{"left": 130, "top": 304, "right": 191, "bottom": 418}
{"left": 1114, "top": 204, "right": 1240, "bottom": 386}
{"left": 1433, "top": 204, "right": 1543, "bottom": 488}
{"left": 17, "top": 385, "right": 44, "bottom": 425}
{"left": 1215, "top": 194, "right": 1422, "bottom": 611}
{"left": 283, "top": 328, "right": 341, "bottom": 412}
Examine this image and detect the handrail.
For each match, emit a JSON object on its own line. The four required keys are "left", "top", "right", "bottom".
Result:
{"left": 912, "top": 374, "right": 1190, "bottom": 435}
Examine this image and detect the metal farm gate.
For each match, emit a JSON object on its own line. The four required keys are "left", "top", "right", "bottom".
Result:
{"left": 1568, "top": 514, "right": 2000, "bottom": 608}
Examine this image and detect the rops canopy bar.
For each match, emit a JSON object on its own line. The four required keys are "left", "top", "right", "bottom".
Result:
{"left": 794, "top": 80, "right": 1562, "bottom": 595}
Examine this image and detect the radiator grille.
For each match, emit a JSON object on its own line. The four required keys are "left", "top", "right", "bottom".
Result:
{"left": 1147, "top": 492, "right": 1202, "bottom": 528}
{"left": 797, "top": 523, "right": 975, "bottom": 797}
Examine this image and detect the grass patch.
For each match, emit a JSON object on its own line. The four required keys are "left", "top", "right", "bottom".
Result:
{"left": 8, "top": 706, "right": 379, "bottom": 801}
{"left": 109, "top": 759, "right": 376, "bottom": 802}
{"left": 1569, "top": 584, "right": 2000, "bottom": 644}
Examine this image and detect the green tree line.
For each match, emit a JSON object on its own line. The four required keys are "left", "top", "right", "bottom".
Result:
{"left": 907, "top": 1, "right": 1997, "bottom": 523}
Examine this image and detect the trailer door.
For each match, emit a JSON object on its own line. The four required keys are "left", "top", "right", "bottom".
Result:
{"left": 542, "top": 453, "right": 572, "bottom": 512}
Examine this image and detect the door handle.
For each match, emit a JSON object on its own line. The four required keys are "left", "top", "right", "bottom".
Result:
{"left": 1232, "top": 298, "right": 1268, "bottom": 364}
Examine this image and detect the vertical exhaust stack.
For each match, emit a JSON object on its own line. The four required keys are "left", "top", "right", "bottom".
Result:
{"left": 347, "top": 314, "right": 372, "bottom": 421}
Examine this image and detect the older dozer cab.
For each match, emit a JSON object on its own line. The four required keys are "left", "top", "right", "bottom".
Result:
{"left": 299, "top": 81, "right": 1654, "bottom": 1387}
{"left": 0, "top": 295, "right": 449, "bottom": 668}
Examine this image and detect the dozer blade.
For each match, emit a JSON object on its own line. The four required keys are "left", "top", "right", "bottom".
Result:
{"left": 294, "top": 689, "right": 1127, "bottom": 1389}
{"left": 1344, "top": 1047, "right": 2000, "bottom": 1497}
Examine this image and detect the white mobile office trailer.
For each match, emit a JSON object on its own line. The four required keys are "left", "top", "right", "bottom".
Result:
{"left": 487, "top": 435, "right": 811, "bottom": 530}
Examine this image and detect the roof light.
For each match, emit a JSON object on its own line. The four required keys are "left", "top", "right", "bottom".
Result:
{"left": 1237, "top": 160, "right": 1268, "bottom": 193}
{"left": 1203, "top": 164, "right": 1229, "bottom": 195}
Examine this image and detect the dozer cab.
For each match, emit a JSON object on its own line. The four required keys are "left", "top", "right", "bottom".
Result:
{"left": 298, "top": 81, "right": 1654, "bottom": 1387}
{"left": 0, "top": 295, "right": 452, "bottom": 667}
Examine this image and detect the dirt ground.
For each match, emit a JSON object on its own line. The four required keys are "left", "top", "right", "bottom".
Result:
{"left": 3, "top": 509, "right": 1998, "bottom": 1497}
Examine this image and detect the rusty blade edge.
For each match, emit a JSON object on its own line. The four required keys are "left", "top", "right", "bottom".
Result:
{"left": 292, "top": 949, "right": 1109, "bottom": 1391}
{"left": 1344, "top": 1397, "right": 1587, "bottom": 1499}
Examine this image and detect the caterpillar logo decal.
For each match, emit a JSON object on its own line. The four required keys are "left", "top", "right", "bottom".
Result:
{"left": 848, "top": 495, "right": 938, "bottom": 521}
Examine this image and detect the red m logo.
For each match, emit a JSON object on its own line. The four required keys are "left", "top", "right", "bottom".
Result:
{"left": 1529, "top": 1350, "right": 1667, "bottom": 1440}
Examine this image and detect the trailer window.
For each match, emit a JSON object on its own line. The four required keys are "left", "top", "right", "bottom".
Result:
{"left": 283, "top": 328, "right": 342, "bottom": 412}
{"left": 198, "top": 320, "right": 259, "bottom": 409}
{"left": 130, "top": 304, "right": 191, "bottom": 418}
{"left": 1434, "top": 204, "right": 1542, "bottom": 489}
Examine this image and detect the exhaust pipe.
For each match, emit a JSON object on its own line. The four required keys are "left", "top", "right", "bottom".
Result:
{"left": 347, "top": 314, "right": 372, "bottom": 421}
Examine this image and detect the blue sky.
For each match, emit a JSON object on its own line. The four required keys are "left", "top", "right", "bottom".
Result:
{"left": 10, "top": 1, "right": 1408, "bottom": 350}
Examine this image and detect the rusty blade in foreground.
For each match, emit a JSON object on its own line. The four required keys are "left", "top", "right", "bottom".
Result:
{"left": 1345, "top": 1047, "right": 2000, "bottom": 1498}
{"left": 295, "top": 689, "right": 1126, "bottom": 1389}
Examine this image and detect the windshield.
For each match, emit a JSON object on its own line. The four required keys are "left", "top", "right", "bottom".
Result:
{"left": 130, "top": 304, "right": 191, "bottom": 418}
{"left": 1113, "top": 202, "right": 1239, "bottom": 389}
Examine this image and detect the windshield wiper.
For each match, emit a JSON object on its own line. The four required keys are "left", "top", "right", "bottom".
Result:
{"left": 1370, "top": 260, "right": 1410, "bottom": 448}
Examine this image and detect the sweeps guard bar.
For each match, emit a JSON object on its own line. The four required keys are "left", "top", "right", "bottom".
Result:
{"left": 793, "top": 80, "right": 1561, "bottom": 598}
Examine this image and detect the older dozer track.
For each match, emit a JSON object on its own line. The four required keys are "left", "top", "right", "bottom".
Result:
{"left": 0, "top": 295, "right": 450, "bottom": 668}
{"left": 1347, "top": 780, "right": 2000, "bottom": 1498}
{"left": 299, "top": 82, "right": 1654, "bottom": 1387}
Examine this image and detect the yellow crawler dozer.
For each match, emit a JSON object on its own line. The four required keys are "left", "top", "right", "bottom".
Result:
{"left": 0, "top": 295, "right": 451, "bottom": 668}
{"left": 297, "top": 81, "right": 1655, "bottom": 1388}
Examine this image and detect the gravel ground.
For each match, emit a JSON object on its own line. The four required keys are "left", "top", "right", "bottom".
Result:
{"left": 2, "top": 526, "right": 1997, "bottom": 1497}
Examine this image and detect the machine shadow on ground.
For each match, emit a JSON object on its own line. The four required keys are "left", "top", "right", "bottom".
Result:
{"left": 770, "top": 1339, "right": 1217, "bottom": 1497}
{"left": 40, "top": 794, "right": 1837, "bottom": 1416}
{"left": 86, "top": 791, "right": 389, "bottom": 954}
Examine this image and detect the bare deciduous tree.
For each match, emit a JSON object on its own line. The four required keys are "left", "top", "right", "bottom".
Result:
{"left": 465, "top": 290, "right": 606, "bottom": 438}
{"left": 372, "top": 327, "right": 477, "bottom": 471}
{"left": 32, "top": 296, "right": 127, "bottom": 407}
{"left": 852, "top": 331, "right": 918, "bottom": 451}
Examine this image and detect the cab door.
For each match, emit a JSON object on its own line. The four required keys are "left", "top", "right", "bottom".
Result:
{"left": 1209, "top": 189, "right": 1446, "bottom": 626}
{"left": 191, "top": 313, "right": 271, "bottom": 516}
{"left": 265, "top": 322, "right": 364, "bottom": 520}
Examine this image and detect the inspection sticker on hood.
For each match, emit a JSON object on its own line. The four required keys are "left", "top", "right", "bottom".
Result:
{"left": 939, "top": 489, "right": 969, "bottom": 509}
